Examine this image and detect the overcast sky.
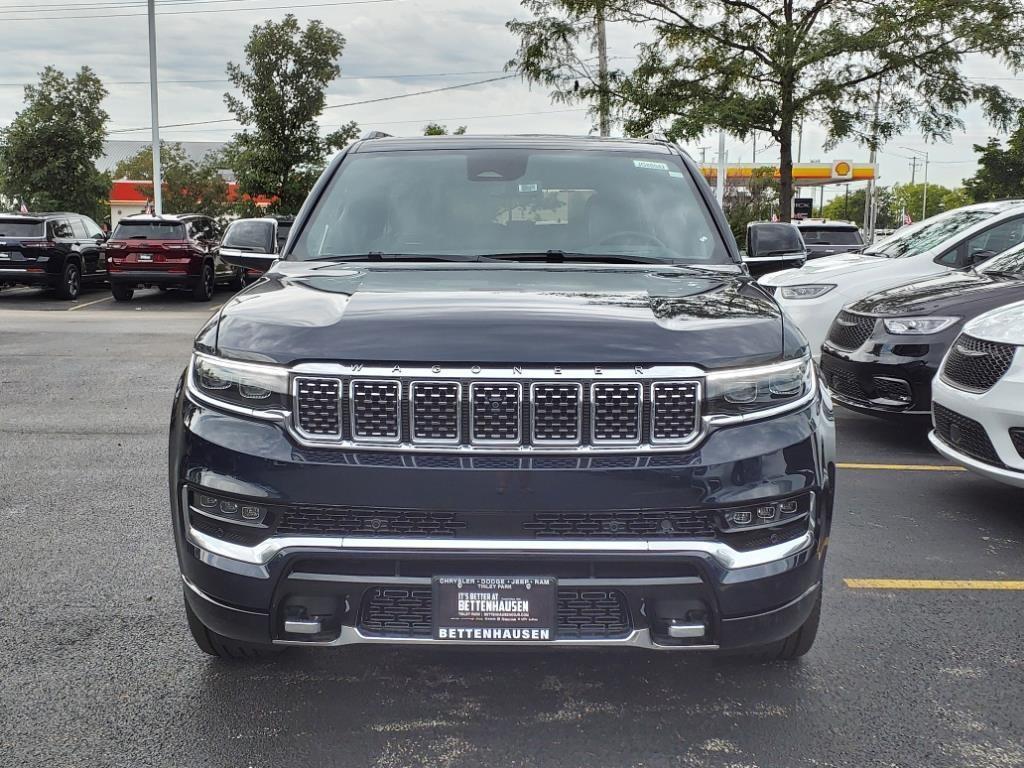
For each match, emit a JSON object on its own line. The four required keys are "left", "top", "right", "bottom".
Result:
{"left": 2, "top": 0, "right": 1022, "bottom": 205}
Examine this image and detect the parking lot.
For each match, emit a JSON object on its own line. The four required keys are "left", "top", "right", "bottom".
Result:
{"left": 1, "top": 291, "right": 1022, "bottom": 768}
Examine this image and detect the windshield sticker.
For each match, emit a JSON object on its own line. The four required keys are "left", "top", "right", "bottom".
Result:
{"left": 633, "top": 159, "right": 670, "bottom": 171}
{"left": 518, "top": 183, "right": 539, "bottom": 193}
{"left": 668, "top": 171, "right": 685, "bottom": 178}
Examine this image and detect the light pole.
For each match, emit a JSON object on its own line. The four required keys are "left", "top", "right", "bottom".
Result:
{"left": 901, "top": 147, "right": 929, "bottom": 221}
{"left": 147, "top": 0, "right": 163, "bottom": 215}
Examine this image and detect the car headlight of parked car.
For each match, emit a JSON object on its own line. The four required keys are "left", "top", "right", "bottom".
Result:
{"left": 190, "top": 353, "right": 290, "bottom": 412}
{"left": 882, "top": 316, "right": 960, "bottom": 335}
{"left": 705, "top": 355, "right": 815, "bottom": 419}
{"left": 779, "top": 284, "right": 836, "bottom": 300}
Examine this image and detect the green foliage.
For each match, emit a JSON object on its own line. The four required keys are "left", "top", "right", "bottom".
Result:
{"left": 722, "top": 167, "right": 779, "bottom": 245}
{"left": 510, "top": 1, "right": 1024, "bottom": 220}
{"left": 506, "top": 1, "right": 621, "bottom": 133}
{"left": 112, "top": 142, "right": 230, "bottom": 219}
{"left": 964, "top": 115, "right": 1024, "bottom": 201}
{"left": 423, "top": 123, "right": 467, "bottom": 136}
{"left": 0, "top": 66, "right": 110, "bottom": 219}
{"left": 224, "top": 14, "right": 358, "bottom": 214}
{"left": 889, "top": 182, "right": 969, "bottom": 221}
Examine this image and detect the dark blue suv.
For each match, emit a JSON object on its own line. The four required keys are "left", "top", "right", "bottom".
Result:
{"left": 169, "top": 134, "right": 836, "bottom": 660}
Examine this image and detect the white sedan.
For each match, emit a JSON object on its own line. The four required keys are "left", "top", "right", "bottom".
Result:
{"left": 760, "top": 201, "right": 1024, "bottom": 356}
{"left": 930, "top": 300, "right": 1024, "bottom": 488}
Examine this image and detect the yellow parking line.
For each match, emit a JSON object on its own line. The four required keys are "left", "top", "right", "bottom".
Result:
{"left": 846, "top": 579, "right": 1024, "bottom": 590}
{"left": 837, "top": 462, "right": 966, "bottom": 472}
{"left": 67, "top": 295, "right": 114, "bottom": 312}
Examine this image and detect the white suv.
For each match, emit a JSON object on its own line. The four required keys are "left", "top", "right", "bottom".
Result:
{"left": 929, "top": 300, "right": 1024, "bottom": 488}
{"left": 760, "top": 201, "right": 1024, "bottom": 356}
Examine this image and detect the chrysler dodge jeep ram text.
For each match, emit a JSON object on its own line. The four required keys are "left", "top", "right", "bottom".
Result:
{"left": 169, "top": 134, "right": 836, "bottom": 660}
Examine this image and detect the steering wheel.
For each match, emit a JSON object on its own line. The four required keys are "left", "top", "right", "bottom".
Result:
{"left": 598, "top": 230, "right": 668, "bottom": 250}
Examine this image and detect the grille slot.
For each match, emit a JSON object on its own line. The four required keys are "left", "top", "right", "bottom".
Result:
{"left": 651, "top": 382, "right": 699, "bottom": 442}
{"left": 294, "top": 377, "right": 342, "bottom": 437}
{"left": 350, "top": 380, "right": 401, "bottom": 441}
{"left": 411, "top": 382, "right": 461, "bottom": 443}
{"left": 933, "top": 404, "right": 1002, "bottom": 466}
{"left": 358, "top": 587, "right": 631, "bottom": 640}
{"left": 823, "top": 366, "right": 869, "bottom": 403}
{"left": 591, "top": 383, "right": 642, "bottom": 444}
{"left": 532, "top": 383, "right": 583, "bottom": 444}
{"left": 941, "top": 334, "right": 1017, "bottom": 392}
{"left": 523, "top": 510, "right": 716, "bottom": 538}
{"left": 826, "top": 311, "right": 876, "bottom": 350}
{"left": 470, "top": 383, "right": 522, "bottom": 444}
{"left": 1010, "top": 429, "right": 1024, "bottom": 459}
{"left": 276, "top": 506, "right": 467, "bottom": 537}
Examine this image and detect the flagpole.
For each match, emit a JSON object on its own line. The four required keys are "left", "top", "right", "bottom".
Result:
{"left": 147, "top": 0, "right": 163, "bottom": 216}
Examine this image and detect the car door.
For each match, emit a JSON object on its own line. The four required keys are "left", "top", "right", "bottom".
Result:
{"left": 79, "top": 216, "right": 107, "bottom": 275}
{"left": 934, "top": 215, "right": 1024, "bottom": 270}
{"left": 50, "top": 218, "right": 75, "bottom": 269}
{"left": 69, "top": 217, "right": 99, "bottom": 276}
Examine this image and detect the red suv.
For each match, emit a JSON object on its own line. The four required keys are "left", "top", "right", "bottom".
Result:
{"left": 105, "top": 214, "right": 241, "bottom": 302}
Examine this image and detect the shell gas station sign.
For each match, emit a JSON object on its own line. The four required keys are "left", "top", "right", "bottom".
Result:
{"left": 700, "top": 160, "right": 874, "bottom": 186}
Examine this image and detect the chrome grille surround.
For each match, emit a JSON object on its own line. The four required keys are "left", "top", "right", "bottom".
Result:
{"left": 590, "top": 382, "right": 643, "bottom": 445}
{"left": 294, "top": 376, "right": 342, "bottom": 438}
{"left": 409, "top": 381, "right": 462, "bottom": 445}
{"left": 470, "top": 382, "right": 523, "bottom": 445}
{"left": 531, "top": 382, "right": 584, "bottom": 445}
{"left": 650, "top": 381, "right": 701, "bottom": 444}
{"left": 350, "top": 379, "right": 401, "bottom": 442}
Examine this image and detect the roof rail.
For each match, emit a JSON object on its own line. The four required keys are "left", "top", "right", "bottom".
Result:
{"left": 645, "top": 131, "right": 670, "bottom": 143}
{"left": 361, "top": 130, "right": 393, "bottom": 140}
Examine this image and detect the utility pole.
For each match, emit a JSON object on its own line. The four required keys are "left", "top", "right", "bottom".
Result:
{"left": 908, "top": 155, "right": 918, "bottom": 185}
{"left": 715, "top": 129, "right": 727, "bottom": 206}
{"left": 147, "top": 0, "right": 162, "bottom": 214}
{"left": 863, "top": 79, "right": 883, "bottom": 242}
{"left": 902, "top": 147, "right": 930, "bottom": 220}
{"left": 595, "top": 2, "right": 610, "bottom": 138}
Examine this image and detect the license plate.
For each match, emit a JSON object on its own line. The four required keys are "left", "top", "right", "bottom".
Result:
{"left": 139, "top": 253, "right": 153, "bottom": 260}
{"left": 433, "top": 576, "right": 556, "bottom": 642}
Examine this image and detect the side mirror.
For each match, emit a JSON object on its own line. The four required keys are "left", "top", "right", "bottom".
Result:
{"left": 969, "top": 248, "right": 998, "bottom": 265}
{"left": 220, "top": 247, "right": 278, "bottom": 271}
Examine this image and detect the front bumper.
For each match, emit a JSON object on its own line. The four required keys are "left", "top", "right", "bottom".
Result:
{"left": 170, "top": 381, "right": 835, "bottom": 651}
{"left": 820, "top": 338, "right": 946, "bottom": 417}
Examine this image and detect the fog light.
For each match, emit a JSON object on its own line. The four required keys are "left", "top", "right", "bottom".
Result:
{"left": 198, "top": 494, "right": 217, "bottom": 509}
{"left": 718, "top": 493, "right": 812, "bottom": 533}
{"left": 189, "top": 489, "right": 270, "bottom": 527}
{"left": 756, "top": 505, "right": 777, "bottom": 520}
{"left": 779, "top": 500, "right": 799, "bottom": 515}
{"left": 729, "top": 509, "right": 752, "bottom": 525}
{"left": 219, "top": 500, "right": 240, "bottom": 516}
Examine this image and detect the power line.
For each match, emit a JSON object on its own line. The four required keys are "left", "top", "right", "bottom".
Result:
{"left": 0, "top": 0, "right": 399, "bottom": 21}
{"left": 0, "top": 0, "right": 265, "bottom": 12}
{"left": 107, "top": 74, "right": 517, "bottom": 133}
{"left": 0, "top": 70, "right": 505, "bottom": 88}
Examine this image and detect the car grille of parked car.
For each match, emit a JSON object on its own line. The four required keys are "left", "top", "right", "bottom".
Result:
{"left": 358, "top": 586, "right": 631, "bottom": 639}
{"left": 1010, "top": 429, "right": 1024, "bottom": 459}
{"left": 933, "top": 404, "right": 1002, "bottom": 466}
{"left": 940, "top": 334, "right": 1017, "bottom": 392}
{"left": 523, "top": 510, "right": 716, "bottom": 538}
{"left": 294, "top": 374, "right": 701, "bottom": 451}
{"left": 275, "top": 506, "right": 468, "bottom": 537}
{"left": 826, "top": 311, "right": 877, "bottom": 350}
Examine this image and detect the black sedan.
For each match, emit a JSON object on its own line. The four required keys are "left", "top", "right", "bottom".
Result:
{"left": 819, "top": 242, "right": 1024, "bottom": 418}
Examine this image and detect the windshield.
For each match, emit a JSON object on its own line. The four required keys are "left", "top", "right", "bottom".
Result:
{"left": 798, "top": 227, "right": 862, "bottom": 246}
{"left": 979, "top": 242, "right": 1024, "bottom": 275}
{"left": 0, "top": 219, "right": 44, "bottom": 238}
{"left": 111, "top": 221, "right": 186, "bottom": 240}
{"left": 748, "top": 224, "right": 803, "bottom": 256}
{"left": 290, "top": 148, "right": 729, "bottom": 263}
{"left": 867, "top": 210, "right": 996, "bottom": 259}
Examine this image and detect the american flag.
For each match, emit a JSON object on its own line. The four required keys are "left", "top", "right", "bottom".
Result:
{"left": 19, "top": 199, "right": 28, "bottom": 214}
{"left": 144, "top": 200, "right": 154, "bottom": 215}
{"left": 902, "top": 210, "right": 913, "bottom": 226}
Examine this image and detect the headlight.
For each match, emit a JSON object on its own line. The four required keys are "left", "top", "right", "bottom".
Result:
{"left": 705, "top": 356, "right": 815, "bottom": 419}
{"left": 882, "top": 316, "right": 959, "bottom": 335}
{"left": 190, "top": 353, "right": 290, "bottom": 412}
{"left": 780, "top": 284, "right": 835, "bottom": 300}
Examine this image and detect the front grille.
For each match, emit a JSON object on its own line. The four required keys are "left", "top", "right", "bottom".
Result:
{"left": 411, "top": 382, "right": 461, "bottom": 443}
{"left": 933, "top": 404, "right": 1002, "bottom": 466}
{"left": 1010, "top": 429, "right": 1024, "bottom": 459}
{"left": 295, "top": 377, "right": 341, "bottom": 436}
{"left": 870, "top": 377, "right": 912, "bottom": 403}
{"left": 276, "top": 506, "right": 467, "bottom": 537}
{"left": 941, "top": 334, "right": 1017, "bottom": 392}
{"left": 294, "top": 368, "right": 703, "bottom": 451}
{"left": 651, "top": 382, "right": 699, "bottom": 441}
{"left": 823, "top": 366, "right": 869, "bottom": 403}
{"left": 358, "top": 587, "right": 631, "bottom": 640}
{"left": 591, "top": 383, "right": 642, "bottom": 443}
{"left": 523, "top": 510, "right": 715, "bottom": 539}
{"left": 532, "top": 383, "right": 582, "bottom": 443}
{"left": 351, "top": 380, "right": 400, "bottom": 440}
{"left": 826, "top": 311, "right": 876, "bottom": 350}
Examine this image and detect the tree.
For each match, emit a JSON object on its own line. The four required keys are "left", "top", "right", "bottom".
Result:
{"left": 964, "top": 115, "right": 1024, "bottom": 202}
{"left": 224, "top": 14, "right": 358, "bottom": 214}
{"left": 821, "top": 187, "right": 898, "bottom": 230}
{"left": 888, "top": 182, "right": 969, "bottom": 222}
{"left": 423, "top": 123, "right": 467, "bottom": 136}
{"left": 507, "top": 1, "right": 621, "bottom": 135}
{"left": 0, "top": 66, "right": 109, "bottom": 218}
{"left": 511, "top": 1, "right": 1024, "bottom": 220}
{"left": 112, "top": 142, "right": 229, "bottom": 219}
{"left": 722, "top": 167, "right": 779, "bottom": 243}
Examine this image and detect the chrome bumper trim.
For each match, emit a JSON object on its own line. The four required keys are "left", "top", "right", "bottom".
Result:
{"left": 286, "top": 571, "right": 705, "bottom": 587}
{"left": 272, "top": 624, "right": 719, "bottom": 650}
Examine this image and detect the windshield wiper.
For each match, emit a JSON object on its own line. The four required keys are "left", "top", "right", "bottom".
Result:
{"left": 983, "top": 269, "right": 1024, "bottom": 280}
{"left": 751, "top": 249, "right": 804, "bottom": 258}
{"left": 310, "top": 252, "right": 483, "bottom": 266}
{"left": 478, "top": 250, "right": 671, "bottom": 265}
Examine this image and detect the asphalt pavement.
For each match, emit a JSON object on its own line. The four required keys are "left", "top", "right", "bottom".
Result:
{"left": 1, "top": 291, "right": 1022, "bottom": 768}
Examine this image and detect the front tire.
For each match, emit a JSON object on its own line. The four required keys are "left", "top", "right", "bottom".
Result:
{"left": 191, "top": 263, "right": 214, "bottom": 302}
{"left": 56, "top": 262, "right": 81, "bottom": 300}
{"left": 744, "top": 591, "right": 821, "bottom": 662}
{"left": 184, "top": 591, "right": 282, "bottom": 660}
{"left": 111, "top": 283, "right": 134, "bottom": 302}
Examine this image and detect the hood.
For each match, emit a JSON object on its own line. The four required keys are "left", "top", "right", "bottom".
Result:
{"left": 849, "top": 269, "right": 1024, "bottom": 316}
{"left": 759, "top": 251, "right": 885, "bottom": 286}
{"left": 210, "top": 263, "right": 790, "bottom": 369}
